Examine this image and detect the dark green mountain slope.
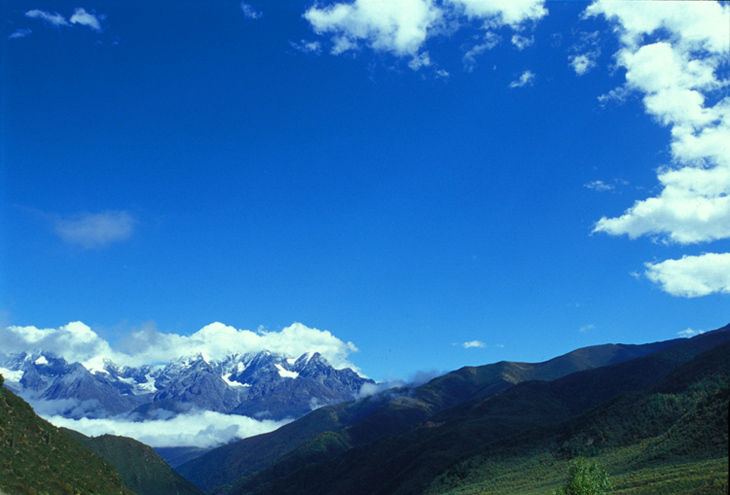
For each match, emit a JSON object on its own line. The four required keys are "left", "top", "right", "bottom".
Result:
{"left": 63, "top": 429, "right": 204, "bottom": 495}
{"left": 0, "top": 375, "right": 135, "bottom": 495}
{"left": 225, "top": 325, "right": 729, "bottom": 495}
{"left": 178, "top": 338, "right": 680, "bottom": 492}
{"left": 425, "top": 339, "right": 730, "bottom": 495}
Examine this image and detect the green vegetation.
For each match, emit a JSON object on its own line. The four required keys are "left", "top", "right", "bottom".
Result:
{"left": 0, "top": 374, "right": 135, "bottom": 495}
{"left": 217, "top": 328, "right": 729, "bottom": 495}
{"left": 181, "top": 339, "right": 676, "bottom": 492}
{"left": 63, "top": 430, "right": 203, "bottom": 495}
{"left": 552, "top": 458, "right": 612, "bottom": 495}
{"left": 424, "top": 341, "right": 729, "bottom": 495}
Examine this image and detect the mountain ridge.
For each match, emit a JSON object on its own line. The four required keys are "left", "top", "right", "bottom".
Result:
{"left": 0, "top": 349, "right": 372, "bottom": 422}
{"left": 218, "top": 324, "right": 729, "bottom": 495}
{"left": 176, "top": 334, "right": 688, "bottom": 492}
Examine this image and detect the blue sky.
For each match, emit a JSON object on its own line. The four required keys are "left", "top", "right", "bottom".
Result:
{"left": 2, "top": 0, "right": 729, "bottom": 382}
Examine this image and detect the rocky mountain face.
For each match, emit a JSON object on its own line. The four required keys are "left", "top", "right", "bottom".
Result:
{"left": 0, "top": 350, "right": 372, "bottom": 421}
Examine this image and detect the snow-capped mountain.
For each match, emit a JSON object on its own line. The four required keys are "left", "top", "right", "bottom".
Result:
{"left": 0, "top": 350, "right": 372, "bottom": 421}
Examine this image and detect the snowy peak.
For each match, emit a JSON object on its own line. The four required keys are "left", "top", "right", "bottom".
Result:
{"left": 0, "top": 349, "right": 373, "bottom": 421}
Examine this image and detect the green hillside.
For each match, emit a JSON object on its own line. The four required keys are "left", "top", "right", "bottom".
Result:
{"left": 63, "top": 430, "right": 204, "bottom": 495}
{"left": 0, "top": 375, "right": 135, "bottom": 495}
{"left": 178, "top": 339, "right": 679, "bottom": 492}
{"left": 426, "top": 341, "right": 730, "bottom": 495}
{"left": 220, "top": 326, "right": 729, "bottom": 495}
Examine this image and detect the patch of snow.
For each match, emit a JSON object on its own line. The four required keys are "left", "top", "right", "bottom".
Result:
{"left": 286, "top": 358, "right": 297, "bottom": 366}
{"left": 82, "top": 356, "right": 108, "bottom": 375}
{"left": 35, "top": 356, "right": 49, "bottom": 366}
{"left": 0, "top": 367, "right": 23, "bottom": 383}
{"left": 275, "top": 364, "right": 299, "bottom": 379}
{"left": 134, "top": 379, "right": 158, "bottom": 394}
{"left": 223, "top": 373, "right": 250, "bottom": 388}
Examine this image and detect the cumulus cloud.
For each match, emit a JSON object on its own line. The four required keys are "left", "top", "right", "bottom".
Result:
{"left": 677, "top": 327, "right": 704, "bottom": 338}
{"left": 357, "top": 369, "right": 442, "bottom": 398}
{"left": 644, "top": 253, "right": 730, "bottom": 298}
{"left": 290, "top": 40, "right": 322, "bottom": 54}
{"left": 25, "top": 8, "right": 104, "bottom": 32}
{"left": 462, "top": 32, "right": 500, "bottom": 71}
{"left": 570, "top": 53, "right": 596, "bottom": 76}
{"left": 303, "top": 0, "right": 546, "bottom": 70}
{"left": 44, "top": 408, "right": 289, "bottom": 448}
{"left": 8, "top": 28, "right": 32, "bottom": 39}
{"left": 1, "top": 322, "right": 115, "bottom": 370}
{"left": 304, "top": 0, "right": 442, "bottom": 64}
{"left": 511, "top": 34, "right": 534, "bottom": 50}
{"left": 25, "top": 9, "right": 70, "bottom": 28}
{"left": 584, "top": 180, "right": 613, "bottom": 192}
{"left": 509, "top": 70, "right": 535, "bottom": 88}
{"left": 460, "top": 340, "right": 486, "bottom": 349}
{"left": 586, "top": 0, "right": 730, "bottom": 297}
{"left": 569, "top": 30, "right": 600, "bottom": 76}
{"left": 69, "top": 8, "right": 103, "bottom": 32}
{"left": 240, "top": 2, "right": 263, "bottom": 20}
{"left": 584, "top": 179, "right": 629, "bottom": 192}
{"left": 451, "top": 0, "right": 547, "bottom": 27}
{"left": 1, "top": 321, "right": 360, "bottom": 371}
{"left": 54, "top": 210, "right": 135, "bottom": 248}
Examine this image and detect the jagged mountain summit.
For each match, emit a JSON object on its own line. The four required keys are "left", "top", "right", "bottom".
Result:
{"left": 0, "top": 350, "right": 372, "bottom": 421}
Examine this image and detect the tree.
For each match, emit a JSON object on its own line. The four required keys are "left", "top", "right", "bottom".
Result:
{"left": 553, "top": 457, "right": 613, "bottom": 495}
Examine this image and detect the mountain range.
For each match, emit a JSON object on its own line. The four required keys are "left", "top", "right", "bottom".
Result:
{"left": 0, "top": 350, "right": 372, "bottom": 422}
{"left": 1, "top": 323, "right": 728, "bottom": 495}
{"left": 177, "top": 324, "right": 729, "bottom": 495}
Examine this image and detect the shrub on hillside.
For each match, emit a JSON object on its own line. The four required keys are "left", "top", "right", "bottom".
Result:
{"left": 553, "top": 457, "right": 612, "bottom": 495}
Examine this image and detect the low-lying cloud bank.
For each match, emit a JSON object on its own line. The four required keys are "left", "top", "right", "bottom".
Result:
{"left": 357, "top": 369, "right": 443, "bottom": 399}
{"left": 44, "top": 408, "right": 289, "bottom": 449}
{"left": 1, "top": 321, "right": 360, "bottom": 371}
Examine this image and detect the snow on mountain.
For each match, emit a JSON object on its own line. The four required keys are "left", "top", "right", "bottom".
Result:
{"left": 0, "top": 349, "right": 373, "bottom": 422}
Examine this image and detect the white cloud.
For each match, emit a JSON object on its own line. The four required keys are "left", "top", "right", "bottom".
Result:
{"left": 584, "top": 180, "right": 613, "bottom": 192}
{"left": 579, "top": 324, "right": 595, "bottom": 333}
{"left": 290, "top": 40, "right": 322, "bottom": 54}
{"left": 304, "top": 0, "right": 442, "bottom": 62}
{"left": 25, "top": 8, "right": 104, "bottom": 32}
{"left": 44, "top": 408, "right": 289, "bottom": 449}
{"left": 69, "top": 8, "right": 103, "bottom": 32}
{"left": 586, "top": 0, "right": 730, "bottom": 297}
{"left": 644, "top": 253, "right": 730, "bottom": 298}
{"left": 8, "top": 28, "right": 32, "bottom": 39}
{"left": 461, "top": 340, "right": 486, "bottom": 349}
{"left": 1, "top": 321, "right": 360, "bottom": 371}
{"left": 450, "top": 0, "right": 547, "bottom": 27}
{"left": 357, "top": 369, "right": 442, "bottom": 398}
{"left": 511, "top": 34, "right": 533, "bottom": 50}
{"left": 570, "top": 53, "right": 595, "bottom": 76}
{"left": 509, "top": 70, "right": 534, "bottom": 88}
{"left": 303, "top": 0, "right": 547, "bottom": 70}
{"left": 240, "top": 2, "right": 263, "bottom": 20}
{"left": 569, "top": 30, "right": 600, "bottom": 76}
{"left": 25, "top": 9, "right": 70, "bottom": 28}
{"left": 1, "top": 322, "right": 115, "bottom": 370}
{"left": 462, "top": 32, "right": 500, "bottom": 71}
{"left": 54, "top": 210, "right": 136, "bottom": 248}
{"left": 677, "top": 327, "right": 704, "bottom": 338}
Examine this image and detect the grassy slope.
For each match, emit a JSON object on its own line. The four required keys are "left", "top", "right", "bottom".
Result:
{"left": 64, "top": 429, "right": 204, "bottom": 495}
{"left": 178, "top": 340, "right": 678, "bottom": 492}
{"left": 0, "top": 380, "right": 135, "bottom": 495}
{"left": 426, "top": 341, "right": 730, "bottom": 495}
{"left": 227, "top": 327, "right": 729, "bottom": 495}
